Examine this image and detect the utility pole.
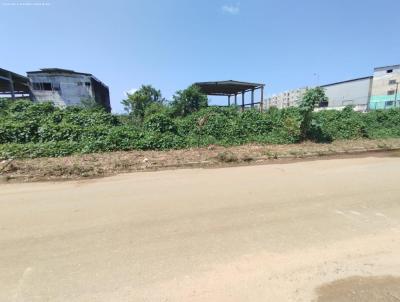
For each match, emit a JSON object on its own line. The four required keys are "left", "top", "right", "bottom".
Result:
{"left": 395, "top": 81, "right": 399, "bottom": 108}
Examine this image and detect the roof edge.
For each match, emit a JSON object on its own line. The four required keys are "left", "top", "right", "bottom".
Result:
{"left": 321, "top": 76, "right": 372, "bottom": 88}
{"left": 0, "top": 68, "right": 29, "bottom": 81}
{"left": 27, "top": 68, "right": 92, "bottom": 76}
{"left": 194, "top": 80, "right": 265, "bottom": 87}
{"left": 374, "top": 64, "right": 400, "bottom": 71}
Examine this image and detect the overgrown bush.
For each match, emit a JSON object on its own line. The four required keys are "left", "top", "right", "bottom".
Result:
{"left": 144, "top": 113, "right": 177, "bottom": 134}
{"left": 363, "top": 108, "right": 400, "bottom": 138}
{"left": 310, "top": 107, "right": 366, "bottom": 142}
{"left": 1, "top": 99, "right": 400, "bottom": 159}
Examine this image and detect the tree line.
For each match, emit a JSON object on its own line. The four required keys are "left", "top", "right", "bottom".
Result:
{"left": 121, "top": 84, "right": 208, "bottom": 123}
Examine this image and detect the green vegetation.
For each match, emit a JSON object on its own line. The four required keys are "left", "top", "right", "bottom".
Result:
{"left": 170, "top": 84, "right": 208, "bottom": 117}
{"left": 121, "top": 85, "right": 166, "bottom": 123}
{"left": 1, "top": 87, "right": 400, "bottom": 159}
{"left": 299, "top": 87, "right": 328, "bottom": 139}
{"left": 80, "top": 97, "right": 102, "bottom": 110}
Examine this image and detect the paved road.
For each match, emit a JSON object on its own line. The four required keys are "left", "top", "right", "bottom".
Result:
{"left": 1, "top": 157, "right": 400, "bottom": 301}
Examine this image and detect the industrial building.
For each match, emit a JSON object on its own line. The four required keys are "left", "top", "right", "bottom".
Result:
{"left": 27, "top": 68, "right": 111, "bottom": 112}
{"left": 0, "top": 68, "right": 31, "bottom": 100}
{"left": 370, "top": 65, "right": 400, "bottom": 110}
{"left": 266, "top": 64, "right": 399, "bottom": 112}
{"left": 318, "top": 76, "right": 372, "bottom": 112}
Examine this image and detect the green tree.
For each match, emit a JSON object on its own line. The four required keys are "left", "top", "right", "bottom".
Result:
{"left": 299, "top": 87, "right": 328, "bottom": 139}
{"left": 144, "top": 102, "right": 170, "bottom": 119}
{"left": 170, "top": 85, "right": 208, "bottom": 117}
{"left": 121, "top": 85, "right": 165, "bottom": 122}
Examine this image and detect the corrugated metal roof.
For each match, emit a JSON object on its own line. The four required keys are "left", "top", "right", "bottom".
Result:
{"left": 321, "top": 76, "right": 372, "bottom": 88}
{"left": 27, "top": 68, "right": 92, "bottom": 76}
{"left": 26, "top": 68, "right": 109, "bottom": 88}
{"left": 374, "top": 64, "right": 400, "bottom": 71}
{"left": 194, "top": 80, "right": 264, "bottom": 96}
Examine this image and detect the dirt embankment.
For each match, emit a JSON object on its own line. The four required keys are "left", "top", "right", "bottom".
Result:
{"left": 1, "top": 138, "right": 400, "bottom": 183}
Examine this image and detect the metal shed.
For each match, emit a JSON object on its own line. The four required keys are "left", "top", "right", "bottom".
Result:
{"left": 194, "top": 80, "right": 265, "bottom": 111}
{"left": 0, "top": 68, "right": 31, "bottom": 100}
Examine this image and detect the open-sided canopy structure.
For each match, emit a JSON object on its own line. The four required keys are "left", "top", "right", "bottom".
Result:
{"left": 0, "top": 68, "right": 31, "bottom": 99}
{"left": 194, "top": 80, "right": 265, "bottom": 110}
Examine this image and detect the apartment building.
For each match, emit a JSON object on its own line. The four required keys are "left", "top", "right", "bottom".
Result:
{"left": 266, "top": 64, "right": 399, "bottom": 112}
{"left": 267, "top": 87, "right": 308, "bottom": 109}
{"left": 369, "top": 65, "right": 400, "bottom": 110}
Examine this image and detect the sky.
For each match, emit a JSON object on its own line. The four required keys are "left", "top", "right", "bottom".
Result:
{"left": 1, "top": 0, "right": 400, "bottom": 113}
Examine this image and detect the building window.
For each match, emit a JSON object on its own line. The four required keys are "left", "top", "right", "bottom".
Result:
{"left": 386, "top": 101, "right": 394, "bottom": 107}
{"left": 77, "top": 82, "right": 83, "bottom": 86}
{"left": 387, "top": 69, "right": 393, "bottom": 73}
{"left": 85, "top": 82, "right": 91, "bottom": 87}
{"left": 32, "top": 82, "right": 52, "bottom": 91}
{"left": 388, "top": 90, "right": 395, "bottom": 95}
{"left": 32, "top": 82, "right": 41, "bottom": 90}
{"left": 42, "top": 83, "right": 52, "bottom": 90}
{"left": 389, "top": 79, "right": 397, "bottom": 85}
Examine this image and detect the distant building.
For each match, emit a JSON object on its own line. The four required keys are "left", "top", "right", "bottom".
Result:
{"left": 27, "top": 68, "right": 111, "bottom": 112}
{"left": 0, "top": 68, "right": 31, "bottom": 100}
{"left": 266, "top": 64, "right": 399, "bottom": 112}
{"left": 370, "top": 65, "right": 400, "bottom": 110}
{"left": 267, "top": 87, "right": 307, "bottom": 109}
{"left": 318, "top": 76, "right": 372, "bottom": 112}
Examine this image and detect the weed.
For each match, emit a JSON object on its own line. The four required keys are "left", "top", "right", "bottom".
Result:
{"left": 217, "top": 151, "right": 238, "bottom": 163}
{"left": 241, "top": 154, "right": 254, "bottom": 162}
{"left": 264, "top": 150, "right": 279, "bottom": 159}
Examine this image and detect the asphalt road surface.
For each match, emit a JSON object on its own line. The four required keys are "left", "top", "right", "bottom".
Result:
{"left": 1, "top": 156, "right": 400, "bottom": 301}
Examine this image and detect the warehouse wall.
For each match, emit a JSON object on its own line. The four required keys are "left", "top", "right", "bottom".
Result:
{"left": 321, "top": 77, "right": 372, "bottom": 112}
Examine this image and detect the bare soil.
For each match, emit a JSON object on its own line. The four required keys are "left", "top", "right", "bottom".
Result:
{"left": 1, "top": 157, "right": 400, "bottom": 301}
{"left": 1, "top": 138, "right": 400, "bottom": 183}
{"left": 316, "top": 276, "right": 400, "bottom": 302}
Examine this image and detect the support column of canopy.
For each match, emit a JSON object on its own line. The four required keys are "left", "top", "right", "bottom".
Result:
{"left": 260, "top": 85, "right": 264, "bottom": 112}
{"left": 9, "top": 72, "right": 15, "bottom": 100}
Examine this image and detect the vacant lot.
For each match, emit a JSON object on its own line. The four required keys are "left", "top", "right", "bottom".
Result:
{"left": 1, "top": 138, "right": 400, "bottom": 183}
{"left": 1, "top": 157, "right": 400, "bottom": 301}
